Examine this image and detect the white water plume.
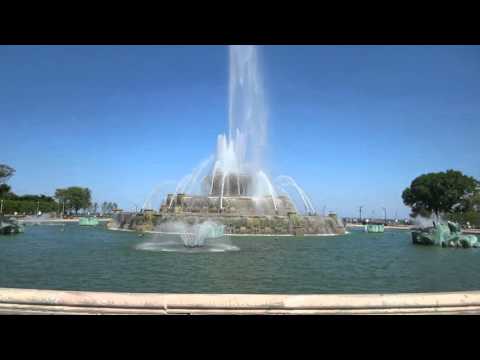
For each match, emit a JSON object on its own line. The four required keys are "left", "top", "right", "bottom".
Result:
{"left": 255, "top": 170, "right": 278, "bottom": 211}
{"left": 143, "top": 181, "right": 177, "bottom": 210}
{"left": 228, "top": 45, "right": 267, "bottom": 171}
{"left": 144, "top": 45, "right": 319, "bottom": 218}
{"left": 413, "top": 214, "right": 445, "bottom": 228}
{"left": 136, "top": 220, "right": 239, "bottom": 252}
{"left": 275, "top": 175, "right": 316, "bottom": 214}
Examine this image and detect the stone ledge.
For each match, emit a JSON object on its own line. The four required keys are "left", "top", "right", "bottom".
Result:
{"left": 1, "top": 288, "right": 480, "bottom": 314}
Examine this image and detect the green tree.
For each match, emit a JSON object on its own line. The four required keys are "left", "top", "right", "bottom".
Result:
{"left": 55, "top": 189, "right": 69, "bottom": 214}
{"left": 0, "top": 165, "right": 14, "bottom": 199}
{"left": 402, "top": 170, "right": 479, "bottom": 219}
{"left": 0, "top": 164, "right": 15, "bottom": 184}
{"left": 448, "top": 210, "right": 480, "bottom": 227}
{"left": 0, "top": 184, "right": 11, "bottom": 197}
{"left": 3, "top": 199, "right": 58, "bottom": 215}
{"left": 457, "top": 190, "right": 480, "bottom": 212}
{"left": 54, "top": 187, "right": 92, "bottom": 215}
{"left": 0, "top": 165, "right": 63, "bottom": 215}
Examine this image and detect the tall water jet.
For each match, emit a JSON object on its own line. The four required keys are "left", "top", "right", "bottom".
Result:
{"left": 228, "top": 45, "right": 267, "bottom": 172}
{"left": 208, "top": 45, "right": 273, "bottom": 203}
{"left": 113, "top": 45, "right": 345, "bottom": 237}
{"left": 200, "top": 47, "right": 265, "bottom": 206}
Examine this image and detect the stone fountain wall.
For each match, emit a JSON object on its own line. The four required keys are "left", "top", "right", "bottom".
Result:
{"left": 108, "top": 184, "right": 345, "bottom": 235}
{"left": 163, "top": 194, "right": 297, "bottom": 216}
{"left": 109, "top": 202, "right": 345, "bottom": 236}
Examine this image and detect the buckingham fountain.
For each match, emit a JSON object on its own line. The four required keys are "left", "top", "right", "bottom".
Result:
{"left": 109, "top": 45, "right": 345, "bottom": 237}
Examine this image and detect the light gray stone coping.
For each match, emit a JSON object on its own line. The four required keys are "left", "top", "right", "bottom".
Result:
{"left": 1, "top": 287, "right": 480, "bottom": 314}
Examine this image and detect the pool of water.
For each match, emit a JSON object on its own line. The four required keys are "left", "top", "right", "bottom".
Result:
{"left": 1, "top": 223, "right": 479, "bottom": 294}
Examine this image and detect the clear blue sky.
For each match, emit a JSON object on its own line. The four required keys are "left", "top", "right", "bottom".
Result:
{"left": 2, "top": 45, "right": 479, "bottom": 218}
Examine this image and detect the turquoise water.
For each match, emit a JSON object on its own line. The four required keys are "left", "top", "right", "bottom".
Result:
{"left": 0, "top": 224, "right": 479, "bottom": 294}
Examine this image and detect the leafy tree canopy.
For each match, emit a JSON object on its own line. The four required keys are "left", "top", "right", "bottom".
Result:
{"left": 0, "top": 164, "right": 15, "bottom": 184}
{"left": 0, "top": 184, "right": 11, "bottom": 197}
{"left": 55, "top": 187, "right": 92, "bottom": 214}
{"left": 100, "top": 201, "right": 117, "bottom": 214}
{"left": 402, "top": 170, "right": 479, "bottom": 218}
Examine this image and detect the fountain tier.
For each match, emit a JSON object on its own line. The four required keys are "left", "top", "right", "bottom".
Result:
{"left": 110, "top": 190, "right": 345, "bottom": 236}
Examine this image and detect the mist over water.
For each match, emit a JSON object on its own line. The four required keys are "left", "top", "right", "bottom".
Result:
{"left": 136, "top": 220, "right": 239, "bottom": 253}
{"left": 413, "top": 214, "right": 445, "bottom": 228}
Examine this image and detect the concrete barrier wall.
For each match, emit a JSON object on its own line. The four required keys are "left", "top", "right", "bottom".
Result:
{"left": 1, "top": 287, "right": 480, "bottom": 314}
